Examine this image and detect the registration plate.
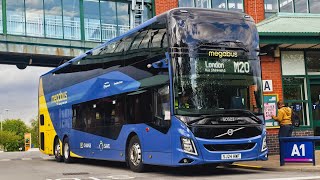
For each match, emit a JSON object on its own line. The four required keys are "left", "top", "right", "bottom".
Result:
{"left": 221, "top": 153, "right": 241, "bottom": 160}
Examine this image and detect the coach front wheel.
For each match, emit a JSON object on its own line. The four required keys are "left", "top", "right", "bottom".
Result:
{"left": 127, "top": 136, "right": 145, "bottom": 172}
{"left": 63, "top": 137, "right": 74, "bottom": 163}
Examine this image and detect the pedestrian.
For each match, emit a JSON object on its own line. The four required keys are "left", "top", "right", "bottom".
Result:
{"left": 271, "top": 101, "right": 293, "bottom": 137}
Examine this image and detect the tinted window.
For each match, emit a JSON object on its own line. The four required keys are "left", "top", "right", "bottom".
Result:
{"left": 40, "top": 132, "right": 44, "bottom": 150}
{"left": 127, "top": 90, "right": 153, "bottom": 124}
{"left": 72, "top": 96, "right": 125, "bottom": 140}
{"left": 40, "top": 114, "right": 44, "bottom": 126}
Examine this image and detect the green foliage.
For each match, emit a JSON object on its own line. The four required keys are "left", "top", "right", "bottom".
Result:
{"left": 0, "top": 130, "right": 20, "bottom": 151}
{"left": 2, "top": 119, "right": 28, "bottom": 137}
{"left": 0, "top": 118, "right": 39, "bottom": 151}
{"left": 1, "top": 119, "right": 29, "bottom": 151}
{"left": 29, "top": 118, "right": 39, "bottom": 148}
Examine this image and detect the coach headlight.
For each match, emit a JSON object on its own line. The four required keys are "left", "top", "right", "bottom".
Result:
{"left": 181, "top": 137, "right": 198, "bottom": 156}
{"left": 261, "top": 136, "right": 267, "bottom": 152}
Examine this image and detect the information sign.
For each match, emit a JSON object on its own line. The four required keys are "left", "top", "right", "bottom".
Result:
{"left": 263, "top": 94, "right": 279, "bottom": 127}
{"left": 283, "top": 141, "right": 314, "bottom": 163}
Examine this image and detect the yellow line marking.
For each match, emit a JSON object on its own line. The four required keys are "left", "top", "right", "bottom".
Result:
{"left": 233, "top": 163, "right": 263, "bottom": 168}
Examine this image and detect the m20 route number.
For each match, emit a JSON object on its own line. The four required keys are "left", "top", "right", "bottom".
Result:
{"left": 234, "top": 62, "right": 250, "bottom": 74}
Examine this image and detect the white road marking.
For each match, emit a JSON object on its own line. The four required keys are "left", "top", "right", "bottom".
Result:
{"left": 90, "top": 175, "right": 135, "bottom": 179}
{"left": 252, "top": 176, "right": 320, "bottom": 180}
{"left": 0, "top": 159, "right": 11, "bottom": 161}
{"left": 21, "top": 158, "right": 32, "bottom": 160}
{"left": 42, "top": 157, "right": 53, "bottom": 160}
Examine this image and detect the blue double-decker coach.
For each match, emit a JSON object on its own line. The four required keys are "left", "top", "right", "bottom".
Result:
{"left": 39, "top": 8, "right": 268, "bottom": 172}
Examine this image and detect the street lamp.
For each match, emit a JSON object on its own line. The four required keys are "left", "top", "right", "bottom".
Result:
{"left": 4, "top": 109, "right": 9, "bottom": 120}
{"left": 1, "top": 109, "right": 9, "bottom": 131}
{"left": 0, "top": 113, "right": 2, "bottom": 131}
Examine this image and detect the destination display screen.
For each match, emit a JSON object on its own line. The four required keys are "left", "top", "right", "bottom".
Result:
{"left": 196, "top": 57, "right": 252, "bottom": 75}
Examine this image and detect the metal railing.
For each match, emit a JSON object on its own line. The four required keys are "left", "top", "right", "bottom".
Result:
{"left": 4, "top": 13, "right": 131, "bottom": 42}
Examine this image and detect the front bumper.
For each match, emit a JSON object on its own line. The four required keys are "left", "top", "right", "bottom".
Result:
{"left": 172, "top": 135, "right": 268, "bottom": 166}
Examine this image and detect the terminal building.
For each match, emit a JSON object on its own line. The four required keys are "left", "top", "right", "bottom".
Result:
{"left": 0, "top": 0, "right": 319, "bottom": 154}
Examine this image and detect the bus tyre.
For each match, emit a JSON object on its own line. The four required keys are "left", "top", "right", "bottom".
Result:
{"left": 54, "top": 139, "right": 63, "bottom": 162}
{"left": 127, "top": 136, "right": 144, "bottom": 172}
{"left": 63, "top": 137, "right": 73, "bottom": 163}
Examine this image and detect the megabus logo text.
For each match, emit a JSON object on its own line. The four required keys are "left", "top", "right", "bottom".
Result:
{"left": 208, "top": 51, "right": 238, "bottom": 58}
{"left": 51, "top": 91, "right": 68, "bottom": 105}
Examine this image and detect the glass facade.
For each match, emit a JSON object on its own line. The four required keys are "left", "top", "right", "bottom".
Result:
{"left": 265, "top": 0, "right": 320, "bottom": 18}
{"left": 294, "top": 0, "right": 308, "bottom": 13}
{"left": 281, "top": 51, "right": 320, "bottom": 126}
{"left": 0, "top": 0, "right": 2, "bottom": 33}
{"left": 44, "top": 0, "right": 63, "bottom": 39}
{"left": 84, "top": 0, "right": 100, "bottom": 41}
{"left": 63, "top": 0, "right": 81, "bottom": 40}
{"left": 1, "top": 0, "right": 153, "bottom": 42}
{"left": 310, "top": 0, "right": 320, "bottom": 13}
{"left": 100, "top": 1, "right": 117, "bottom": 41}
{"left": 116, "top": 2, "right": 130, "bottom": 36}
{"left": 279, "top": 0, "right": 293, "bottom": 13}
{"left": 26, "top": 0, "right": 44, "bottom": 37}
{"left": 179, "top": 0, "right": 195, "bottom": 7}
{"left": 179, "top": 0, "right": 243, "bottom": 11}
{"left": 306, "top": 51, "right": 320, "bottom": 74}
{"left": 7, "top": 0, "right": 25, "bottom": 35}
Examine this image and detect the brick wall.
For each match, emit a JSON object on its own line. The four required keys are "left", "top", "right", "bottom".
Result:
{"left": 154, "top": 0, "right": 266, "bottom": 23}
{"left": 261, "top": 56, "right": 283, "bottom": 101}
{"left": 267, "top": 128, "right": 314, "bottom": 154}
{"left": 244, "top": 0, "right": 265, "bottom": 23}
{"left": 261, "top": 56, "right": 282, "bottom": 154}
{"left": 155, "top": 0, "right": 178, "bottom": 15}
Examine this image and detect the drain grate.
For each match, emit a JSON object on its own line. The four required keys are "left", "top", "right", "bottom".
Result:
{"left": 62, "top": 172, "right": 90, "bottom": 176}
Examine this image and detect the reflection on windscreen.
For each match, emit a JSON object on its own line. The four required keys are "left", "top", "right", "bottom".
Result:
{"left": 173, "top": 57, "right": 262, "bottom": 115}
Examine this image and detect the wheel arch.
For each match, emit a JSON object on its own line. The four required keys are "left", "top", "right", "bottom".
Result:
{"left": 125, "top": 132, "right": 138, "bottom": 164}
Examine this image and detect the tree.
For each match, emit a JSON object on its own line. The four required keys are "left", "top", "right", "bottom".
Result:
{"left": 29, "top": 118, "right": 39, "bottom": 148}
{"left": 0, "top": 131, "right": 20, "bottom": 151}
{"left": 2, "top": 119, "right": 28, "bottom": 151}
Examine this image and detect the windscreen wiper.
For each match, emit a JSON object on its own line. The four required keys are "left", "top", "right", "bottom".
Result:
{"left": 194, "top": 40, "right": 249, "bottom": 52}
{"left": 214, "top": 40, "right": 249, "bottom": 52}
{"left": 186, "top": 115, "right": 218, "bottom": 125}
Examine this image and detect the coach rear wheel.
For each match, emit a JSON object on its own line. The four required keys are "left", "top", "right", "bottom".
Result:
{"left": 54, "top": 139, "right": 63, "bottom": 162}
{"left": 127, "top": 136, "right": 145, "bottom": 172}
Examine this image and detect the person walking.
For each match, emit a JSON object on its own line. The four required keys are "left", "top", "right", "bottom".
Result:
{"left": 271, "top": 101, "right": 293, "bottom": 137}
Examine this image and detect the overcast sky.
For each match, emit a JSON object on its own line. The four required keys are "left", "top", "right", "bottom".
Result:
{"left": 0, "top": 65, "right": 53, "bottom": 126}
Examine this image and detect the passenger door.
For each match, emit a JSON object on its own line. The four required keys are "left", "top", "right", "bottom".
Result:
{"left": 142, "top": 85, "right": 172, "bottom": 164}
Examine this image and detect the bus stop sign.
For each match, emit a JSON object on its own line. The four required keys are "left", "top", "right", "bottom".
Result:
{"left": 283, "top": 141, "right": 313, "bottom": 163}
{"left": 279, "top": 136, "right": 320, "bottom": 166}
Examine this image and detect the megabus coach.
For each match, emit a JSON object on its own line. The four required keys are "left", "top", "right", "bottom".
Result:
{"left": 39, "top": 8, "right": 268, "bottom": 172}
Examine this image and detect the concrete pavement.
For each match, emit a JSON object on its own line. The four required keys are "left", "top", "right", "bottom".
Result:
{"left": 231, "top": 151, "right": 320, "bottom": 172}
